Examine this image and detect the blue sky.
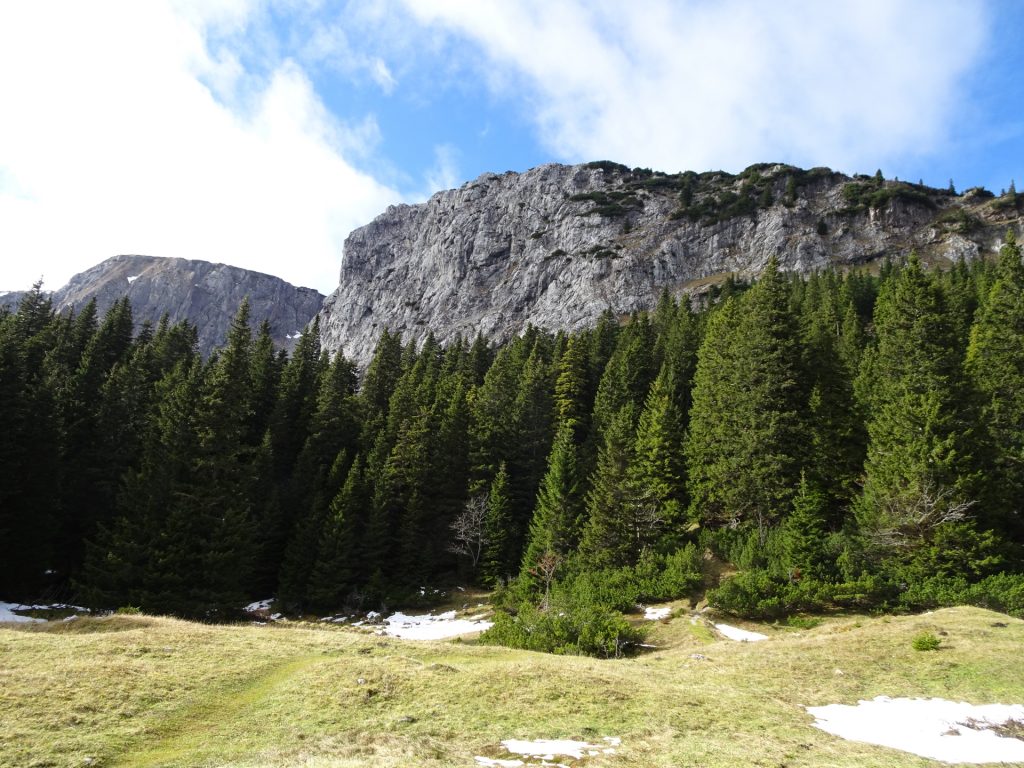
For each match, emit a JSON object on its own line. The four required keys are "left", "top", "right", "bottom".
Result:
{"left": 1, "top": 0, "right": 1022, "bottom": 294}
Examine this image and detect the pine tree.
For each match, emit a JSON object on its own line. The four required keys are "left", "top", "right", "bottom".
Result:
{"left": 521, "top": 422, "right": 584, "bottom": 574}
{"left": 305, "top": 455, "right": 369, "bottom": 610}
{"left": 481, "top": 463, "right": 515, "bottom": 585}
{"left": 579, "top": 406, "right": 637, "bottom": 569}
{"left": 965, "top": 232, "right": 1024, "bottom": 541}
{"left": 784, "top": 474, "right": 833, "bottom": 580}
{"left": 685, "top": 257, "right": 806, "bottom": 542}
{"left": 855, "top": 255, "right": 980, "bottom": 568}
{"left": 0, "top": 292, "right": 63, "bottom": 596}
{"left": 627, "top": 364, "right": 686, "bottom": 548}
{"left": 553, "top": 333, "right": 589, "bottom": 436}
{"left": 801, "top": 280, "right": 865, "bottom": 519}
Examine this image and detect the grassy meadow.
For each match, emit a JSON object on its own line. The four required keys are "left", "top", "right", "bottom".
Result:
{"left": 1, "top": 605, "right": 1022, "bottom": 767}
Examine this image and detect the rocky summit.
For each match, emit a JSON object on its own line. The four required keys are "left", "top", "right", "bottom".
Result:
{"left": 2, "top": 255, "right": 324, "bottom": 356}
{"left": 319, "top": 161, "right": 1022, "bottom": 366}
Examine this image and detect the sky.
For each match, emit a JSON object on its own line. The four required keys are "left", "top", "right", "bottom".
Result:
{"left": 1, "top": 0, "right": 1023, "bottom": 295}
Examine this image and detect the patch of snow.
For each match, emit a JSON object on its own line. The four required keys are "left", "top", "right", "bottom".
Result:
{"left": 269, "top": 612, "right": 283, "bottom": 621}
{"left": 807, "top": 697, "right": 1024, "bottom": 764}
{"left": 498, "top": 738, "right": 619, "bottom": 761}
{"left": 644, "top": 606, "right": 671, "bottom": 621}
{"left": 0, "top": 602, "right": 46, "bottom": 623}
{"left": 379, "top": 610, "right": 493, "bottom": 640}
{"left": 244, "top": 599, "right": 273, "bottom": 612}
{"left": 126, "top": 275, "right": 140, "bottom": 284}
{"left": 714, "top": 623, "right": 768, "bottom": 642}
{"left": 63, "top": 615, "right": 79, "bottom": 622}
{"left": 474, "top": 758, "right": 524, "bottom": 768}
{"left": 365, "top": 610, "right": 381, "bottom": 620}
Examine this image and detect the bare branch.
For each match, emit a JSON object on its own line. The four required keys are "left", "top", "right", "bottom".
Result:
{"left": 448, "top": 494, "right": 489, "bottom": 568}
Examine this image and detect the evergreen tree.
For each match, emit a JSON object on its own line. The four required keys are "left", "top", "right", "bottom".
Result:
{"left": 306, "top": 455, "right": 369, "bottom": 610}
{"left": 965, "top": 232, "right": 1024, "bottom": 541}
{"left": 0, "top": 290, "right": 62, "bottom": 596}
{"left": 521, "top": 422, "right": 584, "bottom": 575}
{"left": 855, "top": 255, "right": 980, "bottom": 568}
{"left": 802, "top": 280, "right": 865, "bottom": 519}
{"left": 481, "top": 463, "right": 516, "bottom": 585}
{"left": 627, "top": 364, "right": 686, "bottom": 548}
{"left": 784, "top": 474, "right": 833, "bottom": 580}
{"left": 579, "top": 406, "right": 638, "bottom": 569}
{"left": 685, "top": 257, "right": 806, "bottom": 542}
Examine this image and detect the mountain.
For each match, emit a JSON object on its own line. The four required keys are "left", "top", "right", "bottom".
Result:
{"left": 319, "top": 162, "right": 1021, "bottom": 365}
{"left": 1, "top": 255, "right": 324, "bottom": 355}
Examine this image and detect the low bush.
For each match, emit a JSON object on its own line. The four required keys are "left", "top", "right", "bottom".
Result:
{"left": 912, "top": 631, "right": 941, "bottom": 651}
{"left": 479, "top": 593, "right": 645, "bottom": 658}
{"left": 708, "top": 570, "right": 889, "bottom": 619}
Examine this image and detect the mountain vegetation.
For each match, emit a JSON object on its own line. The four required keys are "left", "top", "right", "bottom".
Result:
{"left": 3, "top": 238, "right": 1024, "bottom": 655}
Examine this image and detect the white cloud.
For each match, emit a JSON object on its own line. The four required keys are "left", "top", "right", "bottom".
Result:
{"left": 0, "top": 0, "right": 401, "bottom": 293}
{"left": 396, "top": 0, "right": 988, "bottom": 175}
{"left": 423, "top": 144, "right": 461, "bottom": 198}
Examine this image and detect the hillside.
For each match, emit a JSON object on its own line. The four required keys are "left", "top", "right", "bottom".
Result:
{"left": 319, "top": 162, "right": 1022, "bottom": 365}
{"left": 1, "top": 606, "right": 1022, "bottom": 767}
{"left": 1, "top": 255, "right": 324, "bottom": 355}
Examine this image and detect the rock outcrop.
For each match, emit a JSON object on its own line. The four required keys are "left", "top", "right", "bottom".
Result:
{"left": 2, "top": 255, "right": 324, "bottom": 356}
{"left": 319, "top": 162, "right": 1020, "bottom": 366}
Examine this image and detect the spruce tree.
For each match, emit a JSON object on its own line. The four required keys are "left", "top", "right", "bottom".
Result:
{"left": 481, "top": 463, "right": 516, "bottom": 585}
{"left": 579, "top": 406, "right": 638, "bottom": 569}
{"left": 784, "top": 474, "right": 833, "bottom": 581}
{"left": 306, "top": 455, "right": 369, "bottom": 610}
{"left": 627, "top": 364, "right": 686, "bottom": 549}
{"left": 965, "top": 232, "right": 1024, "bottom": 541}
{"left": 685, "top": 257, "right": 805, "bottom": 542}
{"left": 521, "top": 422, "right": 584, "bottom": 575}
{"left": 855, "top": 255, "right": 980, "bottom": 569}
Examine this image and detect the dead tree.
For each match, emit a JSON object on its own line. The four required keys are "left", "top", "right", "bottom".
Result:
{"left": 448, "top": 494, "right": 489, "bottom": 569}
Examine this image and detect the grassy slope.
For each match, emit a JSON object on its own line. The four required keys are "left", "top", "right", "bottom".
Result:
{"left": 1, "top": 607, "right": 1022, "bottom": 768}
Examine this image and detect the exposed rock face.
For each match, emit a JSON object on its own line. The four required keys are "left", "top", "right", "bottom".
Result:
{"left": 319, "top": 162, "right": 1021, "bottom": 366}
{"left": 2, "top": 255, "right": 324, "bottom": 356}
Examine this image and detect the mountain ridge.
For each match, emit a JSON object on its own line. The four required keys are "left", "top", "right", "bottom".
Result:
{"left": 318, "top": 161, "right": 1021, "bottom": 365}
{"left": 1, "top": 254, "right": 324, "bottom": 355}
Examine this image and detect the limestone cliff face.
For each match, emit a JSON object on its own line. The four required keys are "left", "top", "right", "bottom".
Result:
{"left": 319, "top": 162, "right": 1019, "bottom": 366}
{"left": 3, "top": 255, "right": 324, "bottom": 356}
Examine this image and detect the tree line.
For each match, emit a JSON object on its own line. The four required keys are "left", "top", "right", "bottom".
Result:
{"left": 1, "top": 236, "right": 1023, "bottom": 639}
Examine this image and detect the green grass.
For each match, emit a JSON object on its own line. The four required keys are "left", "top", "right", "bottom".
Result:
{"left": 2, "top": 607, "right": 1023, "bottom": 767}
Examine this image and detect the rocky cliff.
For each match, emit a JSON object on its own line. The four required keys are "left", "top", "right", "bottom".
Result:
{"left": 319, "top": 162, "right": 1021, "bottom": 366}
{"left": 2, "top": 255, "right": 324, "bottom": 356}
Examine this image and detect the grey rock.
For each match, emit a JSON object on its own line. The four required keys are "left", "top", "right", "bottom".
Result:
{"left": 3, "top": 255, "right": 324, "bottom": 356}
{"left": 319, "top": 162, "right": 1021, "bottom": 366}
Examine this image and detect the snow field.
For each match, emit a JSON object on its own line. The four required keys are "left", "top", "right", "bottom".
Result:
{"left": 807, "top": 696, "right": 1024, "bottom": 763}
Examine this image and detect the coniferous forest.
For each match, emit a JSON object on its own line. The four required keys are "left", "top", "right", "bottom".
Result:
{"left": 3, "top": 239, "right": 1024, "bottom": 656}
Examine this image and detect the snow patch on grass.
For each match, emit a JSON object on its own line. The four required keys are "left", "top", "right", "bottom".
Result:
{"left": 714, "top": 623, "right": 768, "bottom": 642}
{"left": 0, "top": 602, "right": 46, "bottom": 623}
{"left": 807, "top": 696, "right": 1024, "bottom": 763}
{"left": 476, "top": 737, "right": 620, "bottom": 766}
{"left": 379, "top": 610, "right": 493, "bottom": 640}
{"left": 644, "top": 606, "right": 671, "bottom": 621}
{"left": 0, "top": 602, "right": 89, "bottom": 623}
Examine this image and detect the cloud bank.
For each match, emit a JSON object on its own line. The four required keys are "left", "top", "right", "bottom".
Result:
{"left": 0, "top": 1, "right": 401, "bottom": 294}
{"left": 398, "top": 0, "right": 987, "bottom": 174}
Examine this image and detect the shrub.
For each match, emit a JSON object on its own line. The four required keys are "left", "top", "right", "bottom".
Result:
{"left": 116, "top": 605, "right": 141, "bottom": 615}
{"left": 480, "top": 593, "right": 645, "bottom": 658}
{"left": 912, "top": 631, "right": 941, "bottom": 651}
{"left": 708, "top": 570, "right": 890, "bottom": 619}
